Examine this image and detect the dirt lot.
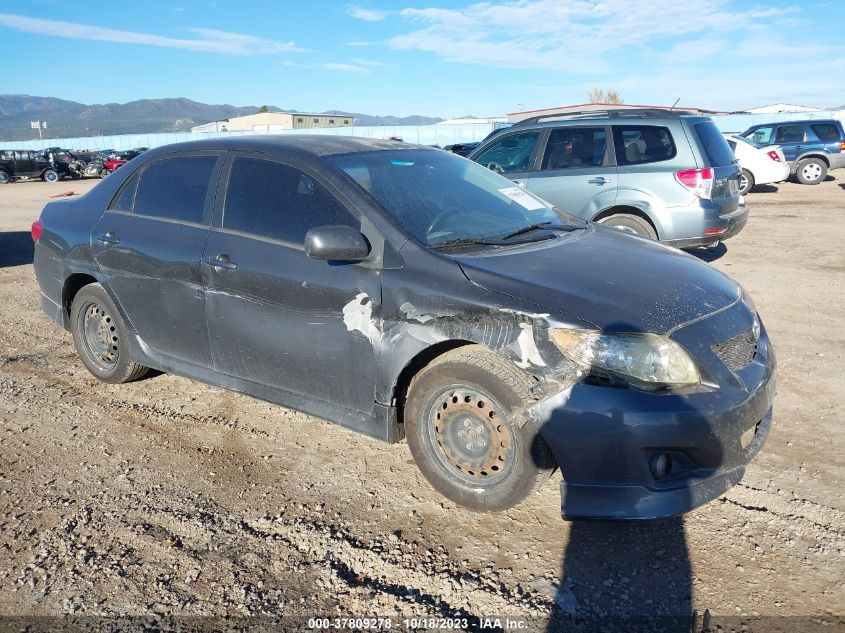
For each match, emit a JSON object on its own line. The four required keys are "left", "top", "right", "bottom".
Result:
{"left": 1, "top": 177, "right": 843, "bottom": 631}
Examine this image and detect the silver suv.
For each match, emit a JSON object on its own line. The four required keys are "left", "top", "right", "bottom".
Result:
{"left": 468, "top": 109, "right": 746, "bottom": 248}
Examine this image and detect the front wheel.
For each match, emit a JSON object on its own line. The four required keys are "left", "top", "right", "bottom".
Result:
{"left": 405, "top": 345, "right": 556, "bottom": 512}
{"left": 100, "top": 168, "right": 110, "bottom": 178}
{"left": 70, "top": 283, "right": 149, "bottom": 384}
{"left": 795, "top": 158, "right": 827, "bottom": 185}
{"left": 739, "top": 169, "right": 754, "bottom": 195}
{"left": 597, "top": 213, "right": 657, "bottom": 240}
{"left": 42, "top": 169, "right": 59, "bottom": 183}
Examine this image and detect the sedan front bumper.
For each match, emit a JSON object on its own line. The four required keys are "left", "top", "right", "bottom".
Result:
{"left": 526, "top": 312, "right": 775, "bottom": 520}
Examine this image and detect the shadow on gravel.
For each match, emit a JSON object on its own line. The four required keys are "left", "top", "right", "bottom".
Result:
{"left": 0, "top": 231, "right": 35, "bottom": 268}
{"left": 686, "top": 242, "right": 727, "bottom": 263}
{"left": 750, "top": 184, "right": 779, "bottom": 193}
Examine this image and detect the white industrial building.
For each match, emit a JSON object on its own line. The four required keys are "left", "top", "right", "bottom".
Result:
{"left": 191, "top": 112, "right": 352, "bottom": 133}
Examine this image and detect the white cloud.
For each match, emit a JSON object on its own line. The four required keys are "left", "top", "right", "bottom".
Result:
{"left": 282, "top": 60, "right": 370, "bottom": 73}
{"left": 387, "top": 0, "right": 799, "bottom": 71}
{"left": 0, "top": 13, "right": 301, "bottom": 55}
{"left": 351, "top": 57, "right": 389, "bottom": 67}
{"left": 347, "top": 5, "right": 388, "bottom": 21}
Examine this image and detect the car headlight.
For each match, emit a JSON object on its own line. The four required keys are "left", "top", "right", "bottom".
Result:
{"left": 550, "top": 329, "right": 700, "bottom": 390}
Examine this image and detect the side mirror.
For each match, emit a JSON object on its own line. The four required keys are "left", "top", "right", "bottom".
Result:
{"left": 304, "top": 225, "right": 370, "bottom": 261}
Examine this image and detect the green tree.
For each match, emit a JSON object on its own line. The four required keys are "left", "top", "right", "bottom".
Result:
{"left": 259, "top": 105, "right": 269, "bottom": 113}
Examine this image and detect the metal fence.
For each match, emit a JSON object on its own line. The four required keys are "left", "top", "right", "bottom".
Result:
{"left": 0, "top": 123, "right": 505, "bottom": 152}
{"left": 2, "top": 111, "right": 843, "bottom": 153}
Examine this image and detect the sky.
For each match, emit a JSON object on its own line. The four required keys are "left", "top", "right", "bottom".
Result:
{"left": 1, "top": 0, "right": 844, "bottom": 117}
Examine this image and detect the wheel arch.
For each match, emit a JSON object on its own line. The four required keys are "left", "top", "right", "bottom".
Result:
{"left": 592, "top": 205, "right": 660, "bottom": 239}
{"left": 796, "top": 153, "right": 830, "bottom": 167}
{"left": 390, "top": 339, "right": 476, "bottom": 426}
{"left": 62, "top": 272, "right": 100, "bottom": 321}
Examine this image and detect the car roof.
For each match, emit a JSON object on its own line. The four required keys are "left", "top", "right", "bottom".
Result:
{"left": 748, "top": 119, "right": 840, "bottom": 128}
{"left": 144, "top": 135, "right": 420, "bottom": 159}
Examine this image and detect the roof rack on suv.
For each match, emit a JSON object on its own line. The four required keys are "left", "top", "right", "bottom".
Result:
{"left": 512, "top": 107, "right": 714, "bottom": 126}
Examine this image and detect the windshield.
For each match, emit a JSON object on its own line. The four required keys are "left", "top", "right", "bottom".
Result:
{"left": 329, "top": 149, "right": 583, "bottom": 247}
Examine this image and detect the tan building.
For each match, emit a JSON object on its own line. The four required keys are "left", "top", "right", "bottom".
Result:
{"left": 221, "top": 111, "right": 353, "bottom": 132}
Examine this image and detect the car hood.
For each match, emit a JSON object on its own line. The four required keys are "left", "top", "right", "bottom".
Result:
{"left": 455, "top": 226, "right": 741, "bottom": 335}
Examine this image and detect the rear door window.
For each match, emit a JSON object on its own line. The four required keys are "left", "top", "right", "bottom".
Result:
{"left": 473, "top": 131, "right": 541, "bottom": 173}
{"left": 614, "top": 125, "right": 677, "bottom": 165}
{"left": 541, "top": 127, "right": 607, "bottom": 170}
{"left": 693, "top": 121, "right": 736, "bottom": 167}
{"left": 775, "top": 125, "right": 807, "bottom": 144}
{"left": 223, "top": 157, "right": 357, "bottom": 245}
{"left": 810, "top": 123, "right": 841, "bottom": 141}
{"left": 134, "top": 156, "right": 217, "bottom": 224}
{"left": 110, "top": 173, "right": 139, "bottom": 212}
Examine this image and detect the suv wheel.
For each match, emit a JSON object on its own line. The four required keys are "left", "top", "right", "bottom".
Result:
{"left": 405, "top": 345, "right": 556, "bottom": 512}
{"left": 70, "top": 283, "right": 149, "bottom": 383}
{"left": 597, "top": 214, "right": 657, "bottom": 240}
{"left": 0, "top": 170, "right": 10, "bottom": 184}
{"left": 42, "top": 169, "right": 59, "bottom": 183}
{"left": 795, "top": 158, "right": 827, "bottom": 185}
{"left": 739, "top": 169, "right": 754, "bottom": 195}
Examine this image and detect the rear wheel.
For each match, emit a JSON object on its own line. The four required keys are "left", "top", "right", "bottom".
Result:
{"left": 597, "top": 213, "right": 657, "bottom": 240}
{"left": 739, "top": 169, "right": 754, "bottom": 195}
{"left": 405, "top": 345, "right": 556, "bottom": 512}
{"left": 795, "top": 158, "right": 827, "bottom": 185}
{"left": 0, "top": 170, "right": 10, "bottom": 184}
{"left": 70, "top": 283, "right": 149, "bottom": 384}
{"left": 42, "top": 169, "right": 59, "bottom": 183}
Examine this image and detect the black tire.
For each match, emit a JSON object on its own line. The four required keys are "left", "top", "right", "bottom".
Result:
{"left": 42, "top": 169, "right": 59, "bottom": 183}
{"left": 597, "top": 213, "right": 657, "bottom": 240}
{"left": 739, "top": 169, "right": 754, "bottom": 195}
{"left": 70, "top": 283, "right": 149, "bottom": 384}
{"left": 100, "top": 168, "right": 110, "bottom": 178}
{"left": 405, "top": 345, "right": 556, "bottom": 512}
{"left": 0, "top": 169, "right": 10, "bottom": 184}
{"left": 795, "top": 158, "right": 827, "bottom": 185}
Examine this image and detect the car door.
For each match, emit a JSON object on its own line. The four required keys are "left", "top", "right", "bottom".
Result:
{"left": 202, "top": 153, "right": 381, "bottom": 414}
{"left": 15, "top": 151, "right": 34, "bottom": 176}
{"left": 91, "top": 152, "right": 223, "bottom": 368}
{"left": 471, "top": 129, "right": 545, "bottom": 186}
{"left": 774, "top": 124, "right": 808, "bottom": 162}
{"left": 525, "top": 126, "right": 615, "bottom": 218}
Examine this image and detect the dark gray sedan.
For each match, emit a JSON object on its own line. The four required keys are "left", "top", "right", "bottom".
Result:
{"left": 32, "top": 136, "right": 775, "bottom": 519}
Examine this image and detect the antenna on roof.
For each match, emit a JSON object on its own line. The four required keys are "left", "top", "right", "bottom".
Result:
{"left": 670, "top": 98, "right": 681, "bottom": 111}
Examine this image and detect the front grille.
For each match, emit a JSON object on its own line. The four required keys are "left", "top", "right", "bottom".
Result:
{"left": 712, "top": 330, "right": 758, "bottom": 372}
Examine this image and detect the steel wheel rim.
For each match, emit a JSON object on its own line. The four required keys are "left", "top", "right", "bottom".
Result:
{"left": 80, "top": 301, "right": 119, "bottom": 371}
{"left": 45, "top": 171, "right": 57, "bottom": 182}
{"left": 424, "top": 385, "right": 516, "bottom": 487}
{"left": 802, "top": 163, "right": 822, "bottom": 181}
{"left": 740, "top": 173, "right": 749, "bottom": 192}
{"left": 0, "top": 172, "right": 9, "bottom": 184}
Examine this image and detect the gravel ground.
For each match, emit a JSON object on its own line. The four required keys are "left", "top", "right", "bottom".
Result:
{"left": 0, "top": 176, "right": 843, "bottom": 632}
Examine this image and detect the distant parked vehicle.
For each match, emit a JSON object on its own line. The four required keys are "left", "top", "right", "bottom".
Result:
{"left": 741, "top": 119, "right": 845, "bottom": 185}
{"left": 723, "top": 134, "right": 789, "bottom": 195}
{"left": 0, "top": 149, "right": 74, "bottom": 184}
{"left": 468, "top": 108, "right": 745, "bottom": 248}
{"left": 70, "top": 155, "right": 109, "bottom": 179}
{"left": 443, "top": 142, "right": 481, "bottom": 157}
{"left": 102, "top": 150, "right": 143, "bottom": 174}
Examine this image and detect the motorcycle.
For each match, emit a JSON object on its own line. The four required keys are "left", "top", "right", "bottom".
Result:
{"left": 69, "top": 156, "right": 109, "bottom": 179}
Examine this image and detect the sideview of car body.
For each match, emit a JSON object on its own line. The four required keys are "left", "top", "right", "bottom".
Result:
{"left": 33, "top": 136, "right": 775, "bottom": 520}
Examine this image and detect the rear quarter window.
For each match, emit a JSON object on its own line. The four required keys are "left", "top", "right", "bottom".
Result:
{"left": 693, "top": 121, "right": 736, "bottom": 167}
{"left": 811, "top": 123, "right": 842, "bottom": 142}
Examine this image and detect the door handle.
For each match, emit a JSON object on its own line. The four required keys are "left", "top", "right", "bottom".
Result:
{"left": 203, "top": 254, "right": 237, "bottom": 270}
{"left": 588, "top": 177, "right": 610, "bottom": 185}
{"left": 513, "top": 179, "right": 528, "bottom": 188}
{"left": 95, "top": 231, "right": 120, "bottom": 245}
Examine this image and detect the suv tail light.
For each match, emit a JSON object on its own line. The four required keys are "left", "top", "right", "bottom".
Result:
{"left": 674, "top": 168, "right": 714, "bottom": 199}
{"left": 767, "top": 150, "right": 781, "bottom": 162}
{"left": 840, "top": 141, "right": 845, "bottom": 152}
{"left": 31, "top": 220, "right": 43, "bottom": 242}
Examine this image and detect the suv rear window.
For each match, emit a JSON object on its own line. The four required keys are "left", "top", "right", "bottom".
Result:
{"left": 613, "top": 126, "right": 676, "bottom": 165}
{"left": 693, "top": 121, "right": 735, "bottom": 167}
{"left": 811, "top": 123, "right": 842, "bottom": 142}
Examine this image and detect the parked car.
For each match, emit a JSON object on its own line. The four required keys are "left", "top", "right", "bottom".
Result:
{"left": 32, "top": 136, "right": 775, "bottom": 519}
{"left": 723, "top": 134, "right": 789, "bottom": 195}
{"left": 0, "top": 149, "right": 74, "bottom": 183}
{"left": 443, "top": 142, "right": 481, "bottom": 157}
{"left": 102, "top": 151, "right": 142, "bottom": 174}
{"left": 468, "top": 108, "right": 745, "bottom": 248}
{"left": 741, "top": 119, "right": 845, "bottom": 185}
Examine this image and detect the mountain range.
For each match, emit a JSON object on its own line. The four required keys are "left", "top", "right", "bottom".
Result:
{"left": 0, "top": 95, "right": 443, "bottom": 141}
